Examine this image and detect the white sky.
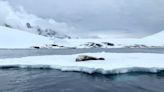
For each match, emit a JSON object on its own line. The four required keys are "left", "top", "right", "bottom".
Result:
{"left": 8, "top": 0, "right": 164, "bottom": 38}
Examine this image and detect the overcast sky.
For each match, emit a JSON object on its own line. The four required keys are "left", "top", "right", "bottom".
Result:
{"left": 8, "top": 0, "right": 164, "bottom": 38}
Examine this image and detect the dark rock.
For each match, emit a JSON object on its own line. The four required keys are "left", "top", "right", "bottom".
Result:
{"left": 32, "top": 46, "right": 40, "bottom": 49}
{"left": 35, "top": 26, "right": 71, "bottom": 39}
{"left": 51, "top": 44, "right": 58, "bottom": 47}
{"left": 37, "top": 28, "right": 42, "bottom": 35}
{"left": 82, "top": 42, "right": 103, "bottom": 48}
{"left": 59, "top": 46, "right": 64, "bottom": 47}
{"left": 26, "top": 23, "right": 32, "bottom": 28}
{"left": 4, "top": 24, "right": 12, "bottom": 28}
{"left": 125, "top": 44, "right": 148, "bottom": 48}
{"left": 102, "top": 42, "right": 114, "bottom": 46}
{"left": 95, "top": 43, "right": 103, "bottom": 47}
{"left": 76, "top": 55, "right": 105, "bottom": 62}
{"left": 68, "top": 36, "right": 71, "bottom": 39}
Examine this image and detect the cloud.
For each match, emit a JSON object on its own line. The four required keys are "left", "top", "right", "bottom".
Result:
{"left": 8, "top": 0, "right": 164, "bottom": 37}
{"left": 0, "top": 0, "right": 78, "bottom": 38}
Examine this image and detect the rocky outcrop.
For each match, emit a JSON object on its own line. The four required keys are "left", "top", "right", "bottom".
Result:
{"left": 80, "top": 42, "right": 103, "bottom": 48}
{"left": 102, "top": 42, "right": 114, "bottom": 46}
{"left": 30, "top": 43, "right": 78, "bottom": 49}
{"left": 125, "top": 44, "right": 148, "bottom": 48}
{"left": 79, "top": 42, "right": 115, "bottom": 48}
{"left": 49, "top": 44, "right": 65, "bottom": 48}
{"left": 26, "top": 23, "right": 32, "bottom": 28}
{"left": 76, "top": 55, "right": 105, "bottom": 62}
{"left": 35, "top": 27, "right": 71, "bottom": 39}
{"left": 4, "top": 23, "right": 12, "bottom": 28}
{"left": 125, "top": 44, "right": 164, "bottom": 48}
{"left": 31, "top": 46, "right": 40, "bottom": 49}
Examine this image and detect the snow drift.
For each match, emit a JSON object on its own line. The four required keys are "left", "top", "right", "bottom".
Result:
{"left": 0, "top": 26, "right": 53, "bottom": 48}
{"left": 0, "top": 53, "right": 164, "bottom": 74}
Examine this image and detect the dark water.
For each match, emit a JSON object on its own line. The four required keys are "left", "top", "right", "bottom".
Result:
{"left": 1, "top": 69, "right": 164, "bottom": 92}
{"left": 0, "top": 48, "right": 164, "bottom": 59}
{"left": 0, "top": 48, "right": 164, "bottom": 92}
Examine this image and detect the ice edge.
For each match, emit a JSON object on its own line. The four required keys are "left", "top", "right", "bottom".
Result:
{"left": 0, "top": 64, "right": 163, "bottom": 74}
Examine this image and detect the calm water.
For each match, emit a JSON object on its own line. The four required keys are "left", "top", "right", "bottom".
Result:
{"left": 0, "top": 48, "right": 164, "bottom": 59}
{"left": 0, "top": 48, "right": 164, "bottom": 92}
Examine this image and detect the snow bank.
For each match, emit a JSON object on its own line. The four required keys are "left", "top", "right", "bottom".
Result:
{"left": 0, "top": 53, "right": 164, "bottom": 74}
{"left": 0, "top": 26, "right": 53, "bottom": 48}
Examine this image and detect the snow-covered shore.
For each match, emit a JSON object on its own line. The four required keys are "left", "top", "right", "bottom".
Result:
{"left": 0, "top": 25, "right": 164, "bottom": 49}
{"left": 0, "top": 53, "right": 164, "bottom": 74}
{"left": 56, "top": 31, "right": 164, "bottom": 48}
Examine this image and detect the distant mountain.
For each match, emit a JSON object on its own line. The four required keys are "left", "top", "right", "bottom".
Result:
{"left": 0, "top": 0, "right": 72, "bottom": 39}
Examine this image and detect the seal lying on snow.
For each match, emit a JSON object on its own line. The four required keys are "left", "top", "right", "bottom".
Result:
{"left": 76, "top": 55, "right": 105, "bottom": 62}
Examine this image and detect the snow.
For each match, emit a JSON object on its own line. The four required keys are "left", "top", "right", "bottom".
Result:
{"left": 0, "top": 26, "right": 53, "bottom": 48}
{"left": 0, "top": 52, "right": 164, "bottom": 74}
{"left": 143, "top": 31, "right": 164, "bottom": 40}
{"left": 0, "top": 0, "right": 75, "bottom": 38}
{"left": 60, "top": 38, "right": 138, "bottom": 48}
{"left": 141, "top": 31, "right": 164, "bottom": 46}
{"left": 0, "top": 1, "right": 164, "bottom": 48}
{"left": 59, "top": 30, "right": 164, "bottom": 48}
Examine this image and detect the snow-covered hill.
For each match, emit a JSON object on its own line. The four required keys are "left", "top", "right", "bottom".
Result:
{"left": 144, "top": 31, "right": 164, "bottom": 40}
{"left": 0, "top": 1, "right": 164, "bottom": 49}
{"left": 60, "top": 30, "right": 164, "bottom": 48}
{"left": 142, "top": 31, "right": 164, "bottom": 45}
{"left": 0, "top": 26, "right": 53, "bottom": 48}
{"left": 0, "top": 0, "right": 73, "bottom": 39}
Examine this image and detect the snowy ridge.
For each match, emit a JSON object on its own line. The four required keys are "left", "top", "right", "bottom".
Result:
{"left": 0, "top": 0, "right": 73, "bottom": 39}
{"left": 0, "top": 53, "right": 164, "bottom": 74}
{"left": 141, "top": 31, "right": 164, "bottom": 46}
{"left": 0, "top": 26, "right": 53, "bottom": 48}
{"left": 143, "top": 31, "right": 164, "bottom": 40}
